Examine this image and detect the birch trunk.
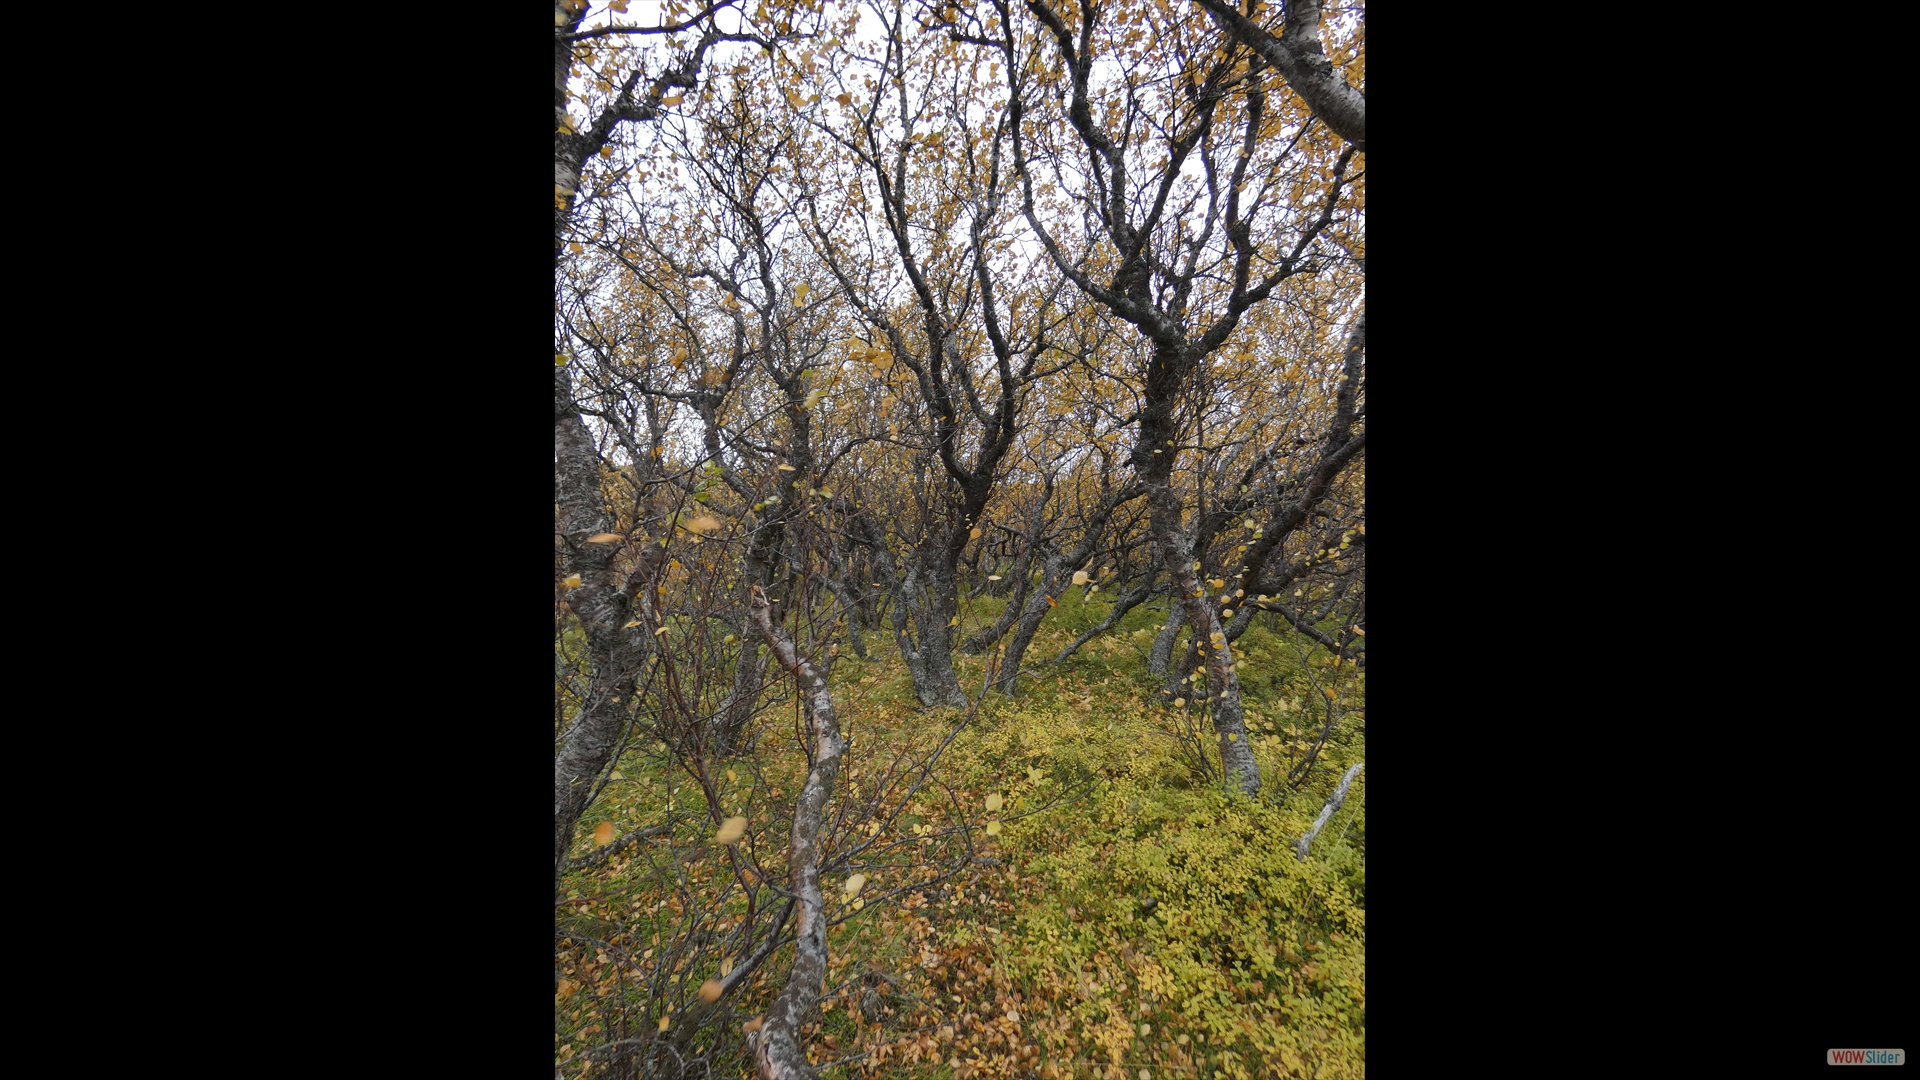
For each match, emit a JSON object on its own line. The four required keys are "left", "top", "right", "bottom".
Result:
{"left": 746, "top": 586, "right": 847, "bottom": 1080}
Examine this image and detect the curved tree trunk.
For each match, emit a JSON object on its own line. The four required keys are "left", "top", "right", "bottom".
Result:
{"left": 1049, "top": 570, "right": 1158, "bottom": 665}
{"left": 1146, "top": 479, "right": 1263, "bottom": 796}
{"left": 745, "top": 587, "right": 847, "bottom": 1080}
{"left": 553, "top": 365, "right": 659, "bottom": 897}
{"left": 1148, "top": 599, "right": 1185, "bottom": 676}
{"left": 1191, "top": 0, "right": 1366, "bottom": 152}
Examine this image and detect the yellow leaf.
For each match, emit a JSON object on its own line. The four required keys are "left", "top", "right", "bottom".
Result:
{"left": 610, "top": 0, "right": 629, "bottom": 11}
{"left": 1211, "top": 578, "right": 1226, "bottom": 589}
{"left": 778, "top": 463, "right": 797, "bottom": 471}
{"left": 1028, "top": 768, "right": 1043, "bottom": 783}
{"left": 610, "top": 769, "right": 624, "bottom": 779}
{"left": 844, "top": 873, "right": 868, "bottom": 897}
{"left": 1351, "top": 626, "right": 1365, "bottom": 635}
{"left": 985, "top": 821, "right": 1002, "bottom": 836}
{"left": 948, "top": 614, "right": 959, "bottom": 627}
{"left": 987, "top": 574, "right": 1002, "bottom": 581}
{"left": 593, "top": 821, "right": 616, "bottom": 846}
{"left": 623, "top": 619, "right": 643, "bottom": 629}
{"left": 985, "top": 793, "right": 1003, "bottom": 812}
{"left": 835, "top": 92, "right": 852, "bottom": 106}
{"left": 743, "top": 1016, "right": 764, "bottom": 1034}
{"left": 1173, "top": 697, "right": 1186, "bottom": 707}
{"left": 804, "top": 388, "right": 828, "bottom": 409}
{"left": 569, "top": 241, "right": 583, "bottom": 253}
{"left": 555, "top": 353, "right": 569, "bottom": 366}
{"left": 685, "top": 515, "right": 722, "bottom": 534}
{"left": 661, "top": 94, "right": 683, "bottom": 106}
{"left": 796, "top": 282, "right": 811, "bottom": 304}
{"left": 562, "top": 574, "right": 582, "bottom": 588}
{"left": 1221, "top": 609, "right": 1234, "bottom": 618}
{"left": 714, "top": 816, "right": 747, "bottom": 844}
{"left": 585, "top": 532, "right": 623, "bottom": 544}
{"left": 1228, "top": 733, "right": 1238, "bottom": 741}
{"left": 699, "top": 978, "right": 724, "bottom": 1003}
{"left": 654, "top": 626, "right": 669, "bottom": 636}
{"left": 1046, "top": 595, "right": 1056, "bottom": 608}
{"left": 669, "top": 346, "right": 687, "bottom": 367}
{"left": 1072, "top": 570, "right": 1091, "bottom": 585}
{"left": 659, "top": 1016, "right": 670, "bottom": 1033}
{"left": 969, "top": 526, "right": 982, "bottom": 540}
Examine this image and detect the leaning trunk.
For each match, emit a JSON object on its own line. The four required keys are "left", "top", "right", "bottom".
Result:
{"left": 553, "top": 365, "right": 656, "bottom": 896}
{"left": 1146, "top": 481, "right": 1261, "bottom": 796}
{"left": 745, "top": 587, "right": 847, "bottom": 1080}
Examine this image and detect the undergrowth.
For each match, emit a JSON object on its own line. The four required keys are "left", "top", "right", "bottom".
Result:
{"left": 558, "top": 590, "right": 1366, "bottom": 1080}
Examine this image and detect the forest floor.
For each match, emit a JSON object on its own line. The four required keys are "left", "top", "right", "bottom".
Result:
{"left": 557, "top": 591, "right": 1366, "bottom": 1080}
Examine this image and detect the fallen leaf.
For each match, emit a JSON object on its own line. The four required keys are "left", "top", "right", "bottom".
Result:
{"left": 845, "top": 873, "right": 868, "bottom": 897}
{"left": 585, "top": 532, "right": 623, "bottom": 544}
{"left": 699, "top": 978, "right": 724, "bottom": 1003}
{"left": 715, "top": 816, "right": 747, "bottom": 844}
{"left": 593, "top": 821, "right": 616, "bottom": 846}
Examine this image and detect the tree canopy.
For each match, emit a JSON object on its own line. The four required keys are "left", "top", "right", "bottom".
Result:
{"left": 555, "top": 1, "right": 1363, "bottom": 1076}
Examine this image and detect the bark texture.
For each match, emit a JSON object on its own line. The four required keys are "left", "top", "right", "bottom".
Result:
{"left": 1191, "top": 0, "right": 1367, "bottom": 152}
{"left": 746, "top": 586, "right": 847, "bottom": 1080}
{"left": 554, "top": 363, "right": 658, "bottom": 897}
{"left": 1294, "top": 763, "right": 1364, "bottom": 860}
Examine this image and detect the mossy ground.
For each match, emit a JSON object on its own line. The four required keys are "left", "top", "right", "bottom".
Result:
{"left": 558, "top": 590, "right": 1365, "bottom": 1079}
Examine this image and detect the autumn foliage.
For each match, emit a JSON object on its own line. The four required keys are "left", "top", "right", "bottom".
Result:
{"left": 554, "top": 0, "right": 1364, "bottom": 1075}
